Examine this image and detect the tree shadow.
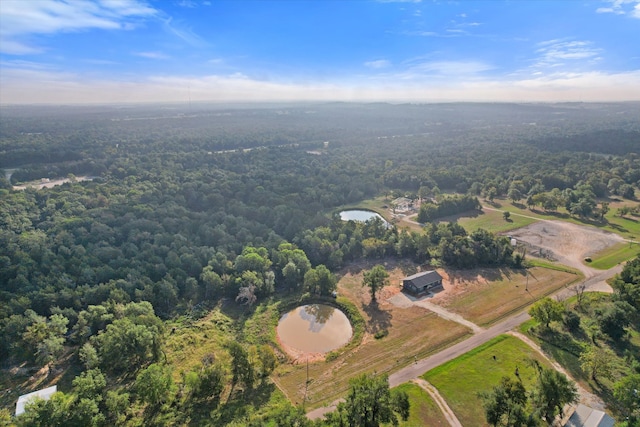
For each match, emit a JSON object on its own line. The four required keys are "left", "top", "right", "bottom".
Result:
{"left": 445, "top": 267, "right": 508, "bottom": 284}
{"left": 362, "top": 299, "right": 392, "bottom": 335}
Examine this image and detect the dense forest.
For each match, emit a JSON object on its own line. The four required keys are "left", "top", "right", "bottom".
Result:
{"left": 1, "top": 102, "right": 639, "bottom": 425}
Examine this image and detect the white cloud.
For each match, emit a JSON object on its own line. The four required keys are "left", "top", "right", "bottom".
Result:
{"left": 364, "top": 59, "right": 391, "bottom": 69}
{"left": 596, "top": 7, "right": 623, "bottom": 14}
{"left": 402, "top": 60, "right": 494, "bottom": 77}
{"left": 595, "top": 0, "right": 640, "bottom": 17}
{"left": 0, "top": 0, "right": 157, "bottom": 55}
{"left": 532, "top": 39, "right": 601, "bottom": 71}
{"left": 134, "top": 51, "right": 169, "bottom": 59}
{"left": 162, "top": 17, "right": 207, "bottom": 47}
{"left": 176, "top": 0, "right": 198, "bottom": 7}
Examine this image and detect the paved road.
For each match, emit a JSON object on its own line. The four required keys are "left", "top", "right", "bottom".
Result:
{"left": 307, "top": 262, "right": 621, "bottom": 421}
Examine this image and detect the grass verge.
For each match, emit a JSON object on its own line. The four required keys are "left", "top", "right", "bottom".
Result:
{"left": 586, "top": 241, "right": 640, "bottom": 270}
{"left": 394, "top": 382, "right": 450, "bottom": 426}
{"left": 422, "top": 335, "right": 551, "bottom": 427}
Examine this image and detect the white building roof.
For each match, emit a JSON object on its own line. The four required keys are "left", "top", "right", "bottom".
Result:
{"left": 563, "top": 404, "right": 615, "bottom": 427}
{"left": 15, "top": 385, "right": 57, "bottom": 416}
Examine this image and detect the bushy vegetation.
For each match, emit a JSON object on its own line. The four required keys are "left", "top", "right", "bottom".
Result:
{"left": 524, "top": 256, "right": 640, "bottom": 425}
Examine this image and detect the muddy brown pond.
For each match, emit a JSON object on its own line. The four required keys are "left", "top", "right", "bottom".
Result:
{"left": 277, "top": 304, "right": 353, "bottom": 353}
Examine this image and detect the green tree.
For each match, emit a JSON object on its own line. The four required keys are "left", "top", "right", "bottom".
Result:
{"left": 257, "top": 344, "right": 277, "bottom": 377}
{"left": 529, "top": 298, "right": 565, "bottom": 329}
{"left": 72, "top": 369, "right": 107, "bottom": 401}
{"left": 335, "top": 373, "right": 409, "bottom": 427}
{"left": 92, "top": 306, "right": 163, "bottom": 374}
{"left": 303, "top": 264, "right": 337, "bottom": 295}
{"left": 363, "top": 265, "right": 389, "bottom": 302}
{"left": 597, "top": 301, "right": 632, "bottom": 340}
{"left": 188, "top": 363, "right": 225, "bottom": 404}
{"left": 503, "top": 211, "right": 511, "bottom": 221}
{"left": 22, "top": 313, "right": 69, "bottom": 366}
{"left": 599, "top": 201, "right": 610, "bottom": 221}
{"left": 479, "top": 376, "right": 534, "bottom": 427}
{"left": 17, "top": 392, "right": 72, "bottom": 427}
{"left": 579, "top": 346, "right": 615, "bottom": 383}
{"left": 135, "top": 363, "right": 175, "bottom": 408}
{"left": 531, "top": 366, "right": 578, "bottom": 424}
{"left": 613, "top": 374, "right": 640, "bottom": 420}
{"left": 227, "top": 341, "right": 255, "bottom": 393}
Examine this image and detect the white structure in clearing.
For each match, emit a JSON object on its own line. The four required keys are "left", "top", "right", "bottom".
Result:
{"left": 15, "top": 385, "right": 57, "bottom": 416}
{"left": 562, "top": 404, "right": 615, "bottom": 427}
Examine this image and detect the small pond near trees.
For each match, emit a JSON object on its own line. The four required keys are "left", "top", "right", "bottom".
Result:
{"left": 277, "top": 304, "right": 352, "bottom": 354}
{"left": 339, "top": 209, "right": 385, "bottom": 222}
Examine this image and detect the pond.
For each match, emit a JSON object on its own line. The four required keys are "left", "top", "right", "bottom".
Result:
{"left": 339, "top": 209, "right": 386, "bottom": 222}
{"left": 277, "top": 304, "right": 353, "bottom": 354}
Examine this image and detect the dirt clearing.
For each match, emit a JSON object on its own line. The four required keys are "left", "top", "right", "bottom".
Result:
{"left": 508, "top": 220, "right": 624, "bottom": 276}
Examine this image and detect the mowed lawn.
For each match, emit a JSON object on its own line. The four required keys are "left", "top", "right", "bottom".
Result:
{"left": 452, "top": 208, "right": 538, "bottom": 234}
{"left": 586, "top": 241, "right": 640, "bottom": 270}
{"left": 423, "top": 335, "right": 550, "bottom": 427}
{"left": 273, "top": 268, "right": 471, "bottom": 409}
{"left": 395, "top": 383, "right": 450, "bottom": 426}
{"left": 437, "top": 266, "right": 582, "bottom": 326}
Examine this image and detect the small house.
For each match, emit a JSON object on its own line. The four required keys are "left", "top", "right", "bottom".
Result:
{"left": 401, "top": 271, "right": 443, "bottom": 296}
{"left": 16, "top": 385, "right": 57, "bottom": 416}
{"left": 562, "top": 404, "right": 615, "bottom": 427}
{"left": 391, "top": 197, "right": 413, "bottom": 213}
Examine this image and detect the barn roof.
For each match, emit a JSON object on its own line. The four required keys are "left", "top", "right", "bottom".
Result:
{"left": 563, "top": 404, "right": 614, "bottom": 427}
{"left": 403, "top": 270, "right": 442, "bottom": 286}
{"left": 16, "top": 385, "right": 57, "bottom": 416}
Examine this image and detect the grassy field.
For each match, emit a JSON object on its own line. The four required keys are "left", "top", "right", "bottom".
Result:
{"left": 484, "top": 198, "right": 640, "bottom": 240}
{"left": 436, "top": 266, "right": 582, "bottom": 326}
{"left": 395, "top": 383, "right": 450, "bottom": 426}
{"left": 273, "top": 266, "right": 471, "bottom": 409}
{"left": 423, "top": 335, "right": 551, "bottom": 427}
{"left": 586, "top": 241, "right": 640, "bottom": 269}
{"left": 450, "top": 208, "right": 538, "bottom": 233}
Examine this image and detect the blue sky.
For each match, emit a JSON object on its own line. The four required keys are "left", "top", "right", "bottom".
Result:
{"left": 1, "top": 0, "right": 639, "bottom": 104}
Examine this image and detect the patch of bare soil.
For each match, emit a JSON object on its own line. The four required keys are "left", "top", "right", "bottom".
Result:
{"left": 426, "top": 269, "right": 495, "bottom": 306}
{"left": 508, "top": 220, "right": 623, "bottom": 276}
{"left": 276, "top": 335, "right": 326, "bottom": 364}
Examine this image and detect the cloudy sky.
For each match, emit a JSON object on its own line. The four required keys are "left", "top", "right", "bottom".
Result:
{"left": 1, "top": 0, "right": 639, "bottom": 104}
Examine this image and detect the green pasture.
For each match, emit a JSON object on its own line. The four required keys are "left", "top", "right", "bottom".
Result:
{"left": 586, "top": 241, "right": 640, "bottom": 270}
{"left": 422, "top": 335, "right": 550, "bottom": 427}
{"left": 452, "top": 208, "right": 537, "bottom": 233}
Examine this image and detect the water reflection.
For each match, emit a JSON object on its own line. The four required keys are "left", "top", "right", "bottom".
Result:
{"left": 299, "top": 304, "right": 334, "bottom": 332}
{"left": 277, "top": 304, "right": 352, "bottom": 353}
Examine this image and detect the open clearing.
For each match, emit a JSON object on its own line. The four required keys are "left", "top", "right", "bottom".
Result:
{"left": 423, "top": 335, "right": 550, "bottom": 427}
{"left": 508, "top": 219, "right": 624, "bottom": 276}
{"left": 487, "top": 197, "right": 640, "bottom": 240}
{"left": 445, "top": 208, "right": 538, "bottom": 234}
{"left": 273, "top": 264, "right": 471, "bottom": 409}
{"left": 419, "top": 267, "right": 581, "bottom": 326}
